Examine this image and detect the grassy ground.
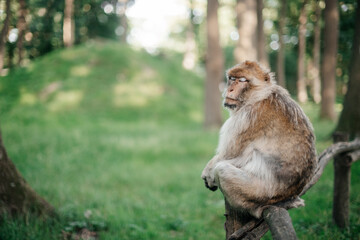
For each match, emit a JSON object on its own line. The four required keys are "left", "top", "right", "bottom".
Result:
{"left": 0, "top": 41, "right": 359, "bottom": 239}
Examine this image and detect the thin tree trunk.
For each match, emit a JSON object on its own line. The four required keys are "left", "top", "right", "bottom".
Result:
{"left": 0, "top": 0, "right": 11, "bottom": 73}
{"left": 204, "top": 0, "right": 224, "bottom": 128}
{"left": 310, "top": 0, "right": 321, "bottom": 103}
{"left": 120, "top": 15, "right": 128, "bottom": 43}
{"left": 182, "top": 0, "right": 196, "bottom": 70}
{"left": 0, "top": 131, "right": 56, "bottom": 217}
{"left": 117, "top": 0, "right": 129, "bottom": 43}
{"left": 63, "top": 0, "right": 75, "bottom": 47}
{"left": 331, "top": 1, "right": 360, "bottom": 226}
{"left": 336, "top": 0, "right": 360, "bottom": 136}
{"left": 297, "top": 0, "right": 308, "bottom": 103}
{"left": 276, "top": 0, "right": 287, "bottom": 88}
{"left": 256, "top": 0, "right": 268, "bottom": 67}
{"left": 332, "top": 132, "right": 351, "bottom": 228}
{"left": 234, "top": 0, "right": 257, "bottom": 63}
{"left": 320, "top": 0, "right": 338, "bottom": 120}
{"left": 16, "top": 0, "right": 27, "bottom": 66}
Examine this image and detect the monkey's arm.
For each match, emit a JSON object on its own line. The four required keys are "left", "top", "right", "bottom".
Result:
{"left": 201, "top": 155, "right": 223, "bottom": 191}
{"left": 201, "top": 156, "right": 247, "bottom": 191}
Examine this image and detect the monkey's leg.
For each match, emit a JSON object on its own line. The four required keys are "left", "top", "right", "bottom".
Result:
{"left": 214, "top": 161, "right": 276, "bottom": 218}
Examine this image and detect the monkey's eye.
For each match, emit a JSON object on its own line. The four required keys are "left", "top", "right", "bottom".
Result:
{"left": 229, "top": 76, "right": 236, "bottom": 81}
{"left": 239, "top": 77, "right": 248, "bottom": 82}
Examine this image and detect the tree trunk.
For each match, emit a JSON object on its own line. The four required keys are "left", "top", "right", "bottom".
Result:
{"left": 309, "top": 0, "right": 321, "bottom": 103}
{"left": 297, "top": 0, "right": 308, "bottom": 103}
{"left": 0, "top": 131, "right": 56, "bottom": 218}
{"left": 0, "top": 0, "right": 11, "bottom": 73}
{"left": 16, "top": 0, "right": 27, "bottom": 66}
{"left": 63, "top": 0, "right": 75, "bottom": 48}
{"left": 276, "top": 0, "right": 287, "bottom": 88}
{"left": 336, "top": 0, "right": 360, "bottom": 137}
{"left": 234, "top": 0, "right": 257, "bottom": 63}
{"left": 320, "top": 0, "right": 338, "bottom": 120}
{"left": 204, "top": 0, "right": 224, "bottom": 128}
{"left": 224, "top": 199, "right": 257, "bottom": 239}
{"left": 182, "top": 0, "right": 196, "bottom": 70}
{"left": 332, "top": 132, "right": 351, "bottom": 228}
{"left": 256, "top": 0, "right": 268, "bottom": 67}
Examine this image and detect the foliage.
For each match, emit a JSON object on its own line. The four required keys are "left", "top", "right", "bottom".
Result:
{"left": 0, "top": 42, "right": 359, "bottom": 239}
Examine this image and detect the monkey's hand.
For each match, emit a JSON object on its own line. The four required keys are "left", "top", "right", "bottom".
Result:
{"left": 201, "top": 160, "right": 219, "bottom": 191}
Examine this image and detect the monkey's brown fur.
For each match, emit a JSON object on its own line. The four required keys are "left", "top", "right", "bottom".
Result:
{"left": 201, "top": 61, "right": 317, "bottom": 218}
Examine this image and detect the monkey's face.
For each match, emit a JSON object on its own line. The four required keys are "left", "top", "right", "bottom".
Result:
{"left": 223, "top": 75, "right": 250, "bottom": 110}
{"left": 224, "top": 61, "right": 271, "bottom": 111}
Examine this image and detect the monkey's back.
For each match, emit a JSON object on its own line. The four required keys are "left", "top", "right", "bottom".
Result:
{"left": 236, "top": 86, "right": 317, "bottom": 204}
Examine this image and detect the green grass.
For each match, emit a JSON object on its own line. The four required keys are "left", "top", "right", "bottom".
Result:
{"left": 0, "top": 41, "right": 359, "bottom": 239}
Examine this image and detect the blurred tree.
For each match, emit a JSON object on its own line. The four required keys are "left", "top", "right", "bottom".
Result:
{"left": 309, "top": 0, "right": 321, "bottom": 104}
{"left": 182, "top": 0, "right": 197, "bottom": 70}
{"left": 204, "top": 0, "right": 224, "bottom": 128}
{"left": 116, "top": 0, "right": 134, "bottom": 43}
{"left": 27, "top": 0, "right": 62, "bottom": 58}
{"left": 234, "top": 0, "right": 257, "bottom": 63}
{"left": 336, "top": 0, "right": 360, "bottom": 137}
{"left": 63, "top": 0, "right": 75, "bottom": 47}
{"left": 0, "top": 0, "right": 11, "bottom": 73}
{"left": 321, "top": 0, "right": 338, "bottom": 120}
{"left": 16, "top": 0, "right": 28, "bottom": 66}
{"left": 276, "top": 0, "right": 287, "bottom": 88}
{"left": 332, "top": 1, "right": 360, "bottom": 228}
{"left": 297, "top": 0, "right": 308, "bottom": 103}
{"left": 256, "top": 0, "right": 268, "bottom": 67}
{"left": 0, "top": 130, "right": 55, "bottom": 217}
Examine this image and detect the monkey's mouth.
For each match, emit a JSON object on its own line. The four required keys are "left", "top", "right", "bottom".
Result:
{"left": 224, "top": 98, "right": 238, "bottom": 109}
{"left": 224, "top": 103, "right": 237, "bottom": 109}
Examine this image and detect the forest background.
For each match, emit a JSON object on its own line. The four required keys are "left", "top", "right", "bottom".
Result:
{"left": 0, "top": 0, "right": 359, "bottom": 239}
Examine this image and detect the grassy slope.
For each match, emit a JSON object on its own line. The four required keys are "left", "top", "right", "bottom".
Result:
{"left": 0, "top": 41, "right": 359, "bottom": 239}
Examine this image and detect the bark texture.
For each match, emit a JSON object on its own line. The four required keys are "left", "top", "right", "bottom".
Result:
{"left": 332, "top": 133, "right": 351, "bottom": 228}
{"left": 263, "top": 206, "right": 297, "bottom": 240}
{"left": 0, "top": 132, "right": 55, "bottom": 218}
{"left": 204, "top": 0, "right": 224, "bottom": 128}
{"left": 63, "top": 0, "right": 75, "bottom": 47}
{"left": 297, "top": 0, "right": 308, "bottom": 103}
{"left": 276, "top": 0, "right": 287, "bottom": 88}
{"left": 320, "top": 0, "right": 338, "bottom": 120}
{"left": 0, "top": 0, "right": 11, "bottom": 73}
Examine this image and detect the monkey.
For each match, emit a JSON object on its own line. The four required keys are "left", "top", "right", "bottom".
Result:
{"left": 201, "top": 61, "right": 317, "bottom": 218}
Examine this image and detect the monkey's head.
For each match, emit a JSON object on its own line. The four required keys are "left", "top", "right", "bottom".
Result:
{"left": 223, "top": 61, "right": 273, "bottom": 111}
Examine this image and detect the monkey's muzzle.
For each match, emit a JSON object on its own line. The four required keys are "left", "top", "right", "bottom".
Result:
{"left": 224, "top": 97, "right": 238, "bottom": 109}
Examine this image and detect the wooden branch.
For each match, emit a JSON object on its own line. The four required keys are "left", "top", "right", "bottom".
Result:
{"left": 227, "top": 138, "right": 360, "bottom": 239}
{"left": 263, "top": 206, "right": 297, "bottom": 240}
{"left": 300, "top": 138, "right": 360, "bottom": 195}
{"left": 347, "top": 149, "right": 360, "bottom": 163}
